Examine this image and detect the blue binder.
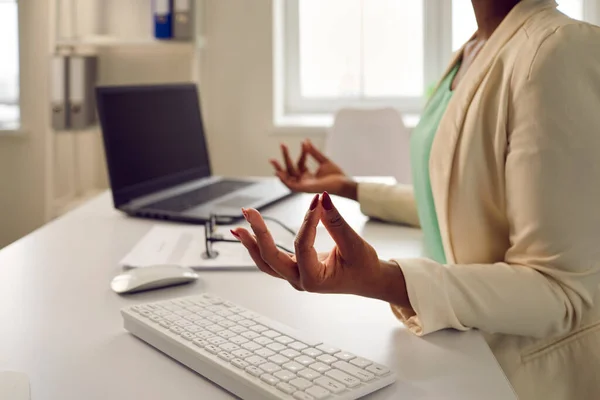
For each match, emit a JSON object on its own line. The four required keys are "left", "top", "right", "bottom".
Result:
{"left": 154, "top": 0, "right": 173, "bottom": 39}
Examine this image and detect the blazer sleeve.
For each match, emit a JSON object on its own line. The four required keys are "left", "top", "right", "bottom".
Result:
{"left": 391, "top": 24, "right": 600, "bottom": 338}
{"left": 357, "top": 182, "right": 420, "bottom": 227}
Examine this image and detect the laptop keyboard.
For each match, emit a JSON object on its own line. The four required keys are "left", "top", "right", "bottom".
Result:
{"left": 142, "top": 180, "right": 254, "bottom": 213}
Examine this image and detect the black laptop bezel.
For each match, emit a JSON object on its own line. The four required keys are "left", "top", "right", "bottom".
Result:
{"left": 95, "top": 84, "right": 212, "bottom": 209}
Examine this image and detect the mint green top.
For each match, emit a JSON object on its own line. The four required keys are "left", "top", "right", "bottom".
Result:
{"left": 410, "top": 64, "right": 460, "bottom": 263}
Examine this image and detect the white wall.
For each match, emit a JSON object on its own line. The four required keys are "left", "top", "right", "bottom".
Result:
{"left": 201, "top": 0, "right": 325, "bottom": 177}
{"left": 0, "top": 0, "right": 51, "bottom": 248}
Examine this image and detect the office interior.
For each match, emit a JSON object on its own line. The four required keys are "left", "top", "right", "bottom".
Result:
{"left": 1, "top": 1, "right": 599, "bottom": 399}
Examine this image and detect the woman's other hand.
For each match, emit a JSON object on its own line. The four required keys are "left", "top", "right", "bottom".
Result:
{"left": 231, "top": 192, "right": 410, "bottom": 307}
{"left": 270, "top": 140, "right": 358, "bottom": 200}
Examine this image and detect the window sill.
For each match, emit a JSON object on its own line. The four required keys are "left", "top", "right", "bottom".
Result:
{"left": 273, "top": 113, "right": 420, "bottom": 134}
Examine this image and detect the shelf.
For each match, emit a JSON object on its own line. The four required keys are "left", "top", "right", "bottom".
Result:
{"left": 56, "top": 35, "right": 205, "bottom": 51}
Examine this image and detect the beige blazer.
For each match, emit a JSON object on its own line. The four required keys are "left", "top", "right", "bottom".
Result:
{"left": 357, "top": 1, "right": 600, "bottom": 399}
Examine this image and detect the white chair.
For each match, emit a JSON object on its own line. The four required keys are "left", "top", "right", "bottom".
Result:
{"left": 325, "top": 108, "right": 412, "bottom": 183}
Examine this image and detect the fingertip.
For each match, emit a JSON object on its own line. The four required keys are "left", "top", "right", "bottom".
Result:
{"left": 322, "top": 191, "right": 334, "bottom": 211}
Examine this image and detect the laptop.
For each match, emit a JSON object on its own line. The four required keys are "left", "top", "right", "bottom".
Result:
{"left": 95, "top": 84, "right": 290, "bottom": 223}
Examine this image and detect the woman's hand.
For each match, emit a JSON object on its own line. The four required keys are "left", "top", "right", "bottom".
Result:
{"left": 271, "top": 140, "right": 358, "bottom": 200}
{"left": 231, "top": 192, "right": 410, "bottom": 307}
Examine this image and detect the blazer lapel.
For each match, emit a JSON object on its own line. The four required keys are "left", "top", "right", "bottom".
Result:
{"left": 429, "top": 0, "right": 558, "bottom": 263}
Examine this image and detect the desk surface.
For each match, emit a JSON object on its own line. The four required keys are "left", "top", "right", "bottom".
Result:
{"left": 0, "top": 192, "right": 516, "bottom": 400}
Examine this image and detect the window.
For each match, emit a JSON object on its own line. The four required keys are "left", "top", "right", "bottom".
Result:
{"left": 0, "top": 0, "right": 20, "bottom": 130}
{"left": 280, "top": 0, "right": 586, "bottom": 118}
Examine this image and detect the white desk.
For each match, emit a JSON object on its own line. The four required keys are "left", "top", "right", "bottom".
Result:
{"left": 0, "top": 192, "right": 516, "bottom": 400}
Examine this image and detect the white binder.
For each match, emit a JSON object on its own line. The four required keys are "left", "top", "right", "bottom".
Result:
{"left": 68, "top": 56, "right": 98, "bottom": 130}
{"left": 173, "top": 0, "right": 194, "bottom": 41}
{"left": 51, "top": 56, "right": 69, "bottom": 131}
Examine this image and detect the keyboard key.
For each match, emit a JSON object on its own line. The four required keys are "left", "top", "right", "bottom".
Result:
{"left": 229, "top": 325, "right": 247, "bottom": 334}
{"left": 245, "top": 356, "right": 267, "bottom": 366}
{"left": 367, "top": 363, "right": 391, "bottom": 376}
{"left": 332, "top": 361, "right": 375, "bottom": 382}
{"left": 175, "top": 320, "right": 193, "bottom": 327}
{"left": 316, "top": 354, "right": 338, "bottom": 365}
{"left": 283, "top": 361, "right": 304, "bottom": 373}
{"left": 206, "top": 325, "right": 226, "bottom": 333}
{"left": 217, "top": 310, "right": 234, "bottom": 317}
{"left": 293, "top": 392, "right": 315, "bottom": 400}
{"left": 276, "top": 382, "right": 297, "bottom": 394}
{"left": 242, "top": 342, "right": 262, "bottom": 352}
{"left": 195, "top": 331, "right": 216, "bottom": 340}
{"left": 274, "top": 369, "right": 296, "bottom": 382}
{"left": 154, "top": 309, "right": 171, "bottom": 317}
{"left": 172, "top": 299, "right": 194, "bottom": 307}
{"left": 185, "top": 325, "right": 203, "bottom": 333}
{"left": 309, "top": 362, "right": 331, "bottom": 373}
{"left": 289, "top": 377, "right": 312, "bottom": 390}
{"left": 205, "top": 345, "right": 220, "bottom": 355}
{"left": 150, "top": 315, "right": 163, "bottom": 322}
{"left": 193, "top": 339, "right": 209, "bottom": 348}
{"left": 227, "top": 315, "right": 245, "bottom": 322}
{"left": 159, "top": 321, "right": 173, "bottom": 329}
{"left": 260, "top": 373, "right": 280, "bottom": 386}
{"left": 208, "top": 337, "right": 228, "bottom": 346}
{"left": 241, "top": 331, "right": 261, "bottom": 340}
{"left": 174, "top": 309, "right": 191, "bottom": 316}
{"left": 222, "top": 301, "right": 237, "bottom": 308}
{"left": 263, "top": 330, "right": 281, "bottom": 339}
{"left": 268, "top": 354, "right": 290, "bottom": 365}
{"left": 305, "top": 385, "right": 331, "bottom": 400}
{"left": 184, "top": 314, "right": 203, "bottom": 322}
{"left": 219, "top": 343, "right": 240, "bottom": 352}
{"left": 217, "top": 330, "right": 237, "bottom": 339}
{"left": 254, "top": 337, "right": 273, "bottom": 346}
{"left": 281, "top": 349, "right": 301, "bottom": 359}
{"left": 259, "top": 362, "right": 281, "bottom": 374}
{"left": 165, "top": 315, "right": 181, "bottom": 322}
{"left": 267, "top": 343, "right": 287, "bottom": 352}
{"left": 325, "top": 369, "right": 360, "bottom": 388}
{"left": 197, "top": 310, "right": 213, "bottom": 318}
{"left": 240, "top": 311, "right": 259, "bottom": 319}
{"left": 295, "top": 355, "right": 315, "bottom": 366}
{"left": 229, "top": 306, "right": 247, "bottom": 314}
{"left": 231, "top": 358, "right": 249, "bottom": 369}
{"left": 314, "top": 377, "right": 346, "bottom": 394}
{"left": 302, "top": 348, "right": 323, "bottom": 358}
{"left": 275, "top": 336, "right": 294, "bottom": 345}
{"left": 238, "top": 319, "right": 256, "bottom": 327}
{"left": 207, "top": 305, "right": 227, "bottom": 312}
{"left": 181, "top": 332, "right": 196, "bottom": 341}
{"left": 298, "top": 369, "right": 321, "bottom": 381}
{"left": 169, "top": 326, "right": 186, "bottom": 334}
{"left": 218, "top": 320, "right": 237, "bottom": 328}
{"left": 218, "top": 351, "right": 236, "bottom": 362}
{"left": 194, "top": 319, "right": 212, "bottom": 328}
{"left": 230, "top": 336, "right": 249, "bottom": 345}
{"left": 289, "top": 341, "right": 308, "bottom": 351}
{"left": 255, "top": 348, "right": 276, "bottom": 358}
{"left": 350, "top": 357, "right": 372, "bottom": 368}
{"left": 250, "top": 324, "right": 268, "bottom": 333}
{"left": 245, "top": 366, "right": 263, "bottom": 377}
{"left": 334, "top": 351, "right": 355, "bottom": 361}
{"left": 232, "top": 349, "right": 254, "bottom": 359}
{"left": 185, "top": 306, "right": 202, "bottom": 313}
{"left": 207, "top": 315, "right": 225, "bottom": 323}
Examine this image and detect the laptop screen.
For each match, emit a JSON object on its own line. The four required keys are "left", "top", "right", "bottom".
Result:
{"left": 96, "top": 84, "right": 212, "bottom": 207}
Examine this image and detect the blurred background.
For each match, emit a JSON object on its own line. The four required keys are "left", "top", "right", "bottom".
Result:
{"left": 0, "top": 0, "right": 590, "bottom": 248}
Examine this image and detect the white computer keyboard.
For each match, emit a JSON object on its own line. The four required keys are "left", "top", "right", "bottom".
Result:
{"left": 122, "top": 294, "right": 397, "bottom": 400}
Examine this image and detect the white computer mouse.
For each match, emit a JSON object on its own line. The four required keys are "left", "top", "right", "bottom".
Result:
{"left": 111, "top": 265, "right": 199, "bottom": 294}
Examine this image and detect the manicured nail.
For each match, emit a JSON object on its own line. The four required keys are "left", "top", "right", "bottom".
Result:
{"left": 309, "top": 194, "right": 319, "bottom": 211}
{"left": 322, "top": 192, "right": 334, "bottom": 211}
{"left": 230, "top": 229, "right": 240, "bottom": 239}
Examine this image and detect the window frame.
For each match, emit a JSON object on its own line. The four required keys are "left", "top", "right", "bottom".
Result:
{"left": 0, "top": 0, "right": 21, "bottom": 131}
{"left": 278, "top": 0, "right": 587, "bottom": 118}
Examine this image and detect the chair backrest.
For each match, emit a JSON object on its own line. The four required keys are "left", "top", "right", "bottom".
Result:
{"left": 325, "top": 108, "right": 412, "bottom": 183}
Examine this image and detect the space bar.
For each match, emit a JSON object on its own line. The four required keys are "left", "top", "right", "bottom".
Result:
{"left": 254, "top": 316, "right": 322, "bottom": 347}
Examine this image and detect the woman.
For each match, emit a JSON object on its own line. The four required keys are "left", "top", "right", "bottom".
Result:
{"left": 231, "top": 0, "right": 600, "bottom": 398}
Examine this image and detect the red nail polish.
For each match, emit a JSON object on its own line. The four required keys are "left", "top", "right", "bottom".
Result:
{"left": 322, "top": 192, "right": 334, "bottom": 211}
{"left": 230, "top": 229, "right": 240, "bottom": 239}
{"left": 309, "top": 194, "right": 319, "bottom": 211}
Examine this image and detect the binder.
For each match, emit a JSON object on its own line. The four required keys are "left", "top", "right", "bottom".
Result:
{"left": 51, "top": 56, "right": 69, "bottom": 131}
{"left": 68, "top": 56, "right": 98, "bottom": 130}
{"left": 173, "top": 0, "right": 193, "bottom": 41}
{"left": 154, "top": 0, "right": 173, "bottom": 39}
